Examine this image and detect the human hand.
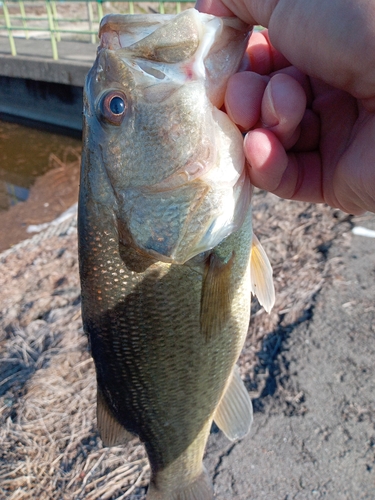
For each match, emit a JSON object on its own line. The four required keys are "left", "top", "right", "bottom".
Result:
{"left": 196, "top": 0, "right": 375, "bottom": 214}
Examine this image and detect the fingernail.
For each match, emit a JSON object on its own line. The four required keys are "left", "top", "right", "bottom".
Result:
{"left": 262, "top": 79, "right": 279, "bottom": 128}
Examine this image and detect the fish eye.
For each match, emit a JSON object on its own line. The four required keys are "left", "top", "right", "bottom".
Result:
{"left": 100, "top": 91, "right": 127, "bottom": 125}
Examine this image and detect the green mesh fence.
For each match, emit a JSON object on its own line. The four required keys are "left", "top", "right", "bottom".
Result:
{"left": 0, "top": 1, "right": 195, "bottom": 59}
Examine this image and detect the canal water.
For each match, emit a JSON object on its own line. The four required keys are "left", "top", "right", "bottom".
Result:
{"left": 0, "top": 119, "right": 81, "bottom": 251}
{"left": 0, "top": 120, "right": 81, "bottom": 211}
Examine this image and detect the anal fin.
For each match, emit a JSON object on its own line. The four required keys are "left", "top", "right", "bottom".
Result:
{"left": 214, "top": 367, "right": 253, "bottom": 441}
{"left": 97, "top": 386, "right": 135, "bottom": 447}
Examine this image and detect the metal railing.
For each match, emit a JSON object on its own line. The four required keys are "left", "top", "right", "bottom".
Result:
{"left": 0, "top": 1, "right": 194, "bottom": 60}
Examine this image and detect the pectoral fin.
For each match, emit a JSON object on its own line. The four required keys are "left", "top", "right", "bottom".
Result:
{"left": 200, "top": 252, "right": 235, "bottom": 341}
{"left": 97, "top": 386, "right": 135, "bottom": 447}
{"left": 214, "top": 367, "right": 253, "bottom": 441}
{"left": 250, "top": 234, "right": 275, "bottom": 313}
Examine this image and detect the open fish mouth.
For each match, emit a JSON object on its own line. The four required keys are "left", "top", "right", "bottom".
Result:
{"left": 90, "top": 8, "right": 251, "bottom": 264}
{"left": 98, "top": 9, "right": 250, "bottom": 109}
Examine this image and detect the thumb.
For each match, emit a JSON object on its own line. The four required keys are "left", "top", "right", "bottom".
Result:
{"left": 195, "top": 0, "right": 274, "bottom": 26}
{"left": 196, "top": 1, "right": 374, "bottom": 100}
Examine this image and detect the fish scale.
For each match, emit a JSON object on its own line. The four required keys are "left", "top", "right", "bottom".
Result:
{"left": 79, "top": 201, "right": 252, "bottom": 453}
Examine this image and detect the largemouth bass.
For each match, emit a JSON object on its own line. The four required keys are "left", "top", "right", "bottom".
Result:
{"left": 78, "top": 8, "right": 275, "bottom": 499}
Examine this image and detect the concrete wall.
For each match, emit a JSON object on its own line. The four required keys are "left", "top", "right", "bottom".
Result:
{"left": 0, "top": 76, "right": 84, "bottom": 131}
{"left": 0, "top": 40, "right": 95, "bottom": 132}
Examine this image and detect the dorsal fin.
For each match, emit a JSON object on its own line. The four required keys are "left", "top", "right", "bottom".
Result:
{"left": 250, "top": 234, "right": 275, "bottom": 313}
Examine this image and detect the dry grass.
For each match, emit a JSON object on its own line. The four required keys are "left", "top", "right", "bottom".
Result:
{"left": 0, "top": 151, "right": 354, "bottom": 498}
{"left": 0, "top": 228, "right": 150, "bottom": 499}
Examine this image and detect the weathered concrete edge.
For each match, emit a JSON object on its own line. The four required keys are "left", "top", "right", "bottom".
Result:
{"left": 0, "top": 54, "right": 92, "bottom": 87}
{"left": 0, "top": 104, "right": 83, "bottom": 131}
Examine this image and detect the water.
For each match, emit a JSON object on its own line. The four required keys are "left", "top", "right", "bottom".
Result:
{"left": 0, "top": 120, "right": 81, "bottom": 211}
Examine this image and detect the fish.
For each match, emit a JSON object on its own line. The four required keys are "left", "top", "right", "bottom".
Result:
{"left": 78, "top": 8, "right": 275, "bottom": 500}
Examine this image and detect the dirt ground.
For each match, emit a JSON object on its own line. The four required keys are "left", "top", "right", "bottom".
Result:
{"left": 205, "top": 212, "right": 375, "bottom": 499}
{"left": 1, "top": 159, "right": 374, "bottom": 499}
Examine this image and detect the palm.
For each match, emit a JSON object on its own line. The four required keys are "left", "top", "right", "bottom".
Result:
{"left": 312, "top": 81, "right": 375, "bottom": 213}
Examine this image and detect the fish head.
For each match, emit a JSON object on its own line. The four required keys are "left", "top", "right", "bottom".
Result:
{"left": 83, "top": 8, "right": 251, "bottom": 264}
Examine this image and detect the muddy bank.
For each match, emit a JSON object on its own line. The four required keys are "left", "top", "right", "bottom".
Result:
{"left": 0, "top": 147, "right": 80, "bottom": 253}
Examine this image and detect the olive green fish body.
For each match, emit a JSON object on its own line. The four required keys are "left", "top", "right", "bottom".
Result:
{"left": 79, "top": 184, "right": 252, "bottom": 488}
{"left": 79, "top": 9, "right": 274, "bottom": 499}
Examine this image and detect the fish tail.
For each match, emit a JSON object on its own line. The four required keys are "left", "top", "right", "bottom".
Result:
{"left": 147, "top": 467, "right": 213, "bottom": 500}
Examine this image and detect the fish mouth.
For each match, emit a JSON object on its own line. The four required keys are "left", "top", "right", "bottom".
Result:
{"left": 92, "top": 9, "right": 251, "bottom": 265}
{"left": 97, "top": 8, "right": 250, "bottom": 108}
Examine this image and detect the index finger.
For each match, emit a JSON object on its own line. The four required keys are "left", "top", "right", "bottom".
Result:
{"left": 244, "top": 30, "right": 291, "bottom": 74}
{"left": 195, "top": 0, "right": 233, "bottom": 16}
